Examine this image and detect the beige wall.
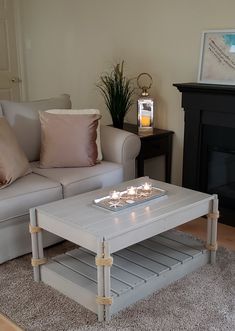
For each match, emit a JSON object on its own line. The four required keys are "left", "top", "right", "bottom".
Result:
{"left": 19, "top": 0, "right": 235, "bottom": 185}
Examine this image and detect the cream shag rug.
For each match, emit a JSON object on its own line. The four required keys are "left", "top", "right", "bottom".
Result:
{"left": 0, "top": 239, "right": 234, "bottom": 331}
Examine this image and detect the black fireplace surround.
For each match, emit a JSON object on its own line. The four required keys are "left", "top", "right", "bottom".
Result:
{"left": 174, "top": 83, "right": 235, "bottom": 226}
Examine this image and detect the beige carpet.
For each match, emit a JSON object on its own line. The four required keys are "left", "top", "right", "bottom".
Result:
{"left": 0, "top": 239, "right": 234, "bottom": 331}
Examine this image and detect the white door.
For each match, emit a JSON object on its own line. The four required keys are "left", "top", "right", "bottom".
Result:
{"left": 0, "top": 0, "right": 21, "bottom": 100}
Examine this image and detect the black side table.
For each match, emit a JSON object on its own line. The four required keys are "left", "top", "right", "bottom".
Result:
{"left": 123, "top": 123, "right": 174, "bottom": 183}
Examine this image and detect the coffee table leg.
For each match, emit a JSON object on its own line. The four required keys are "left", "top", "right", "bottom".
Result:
{"left": 104, "top": 242, "right": 111, "bottom": 321}
{"left": 207, "top": 194, "right": 219, "bottom": 264}
{"left": 29, "top": 208, "right": 40, "bottom": 281}
{"left": 29, "top": 208, "right": 46, "bottom": 281}
{"left": 96, "top": 243, "right": 105, "bottom": 321}
{"left": 96, "top": 241, "right": 113, "bottom": 321}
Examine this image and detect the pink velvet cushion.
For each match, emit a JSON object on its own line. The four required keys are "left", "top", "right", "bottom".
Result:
{"left": 39, "top": 111, "right": 101, "bottom": 168}
{"left": 0, "top": 117, "right": 32, "bottom": 189}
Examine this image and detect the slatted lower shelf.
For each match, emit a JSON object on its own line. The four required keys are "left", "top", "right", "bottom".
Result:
{"left": 41, "top": 230, "right": 209, "bottom": 317}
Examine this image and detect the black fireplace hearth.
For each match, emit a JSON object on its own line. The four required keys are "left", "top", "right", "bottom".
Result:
{"left": 174, "top": 82, "right": 235, "bottom": 227}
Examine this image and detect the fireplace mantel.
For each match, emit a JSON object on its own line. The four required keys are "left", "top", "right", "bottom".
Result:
{"left": 174, "top": 83, "right": 235, "bottom": 116}
{"left": 174, "top": 82, "right": 235, "bottom": 95}
{"left": 174, "top": 82, "right": 235, "bottom": 226}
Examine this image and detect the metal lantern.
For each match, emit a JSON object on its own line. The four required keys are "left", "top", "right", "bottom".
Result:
{"left": 137, "top": 73, "right": 154, "bottom": 133}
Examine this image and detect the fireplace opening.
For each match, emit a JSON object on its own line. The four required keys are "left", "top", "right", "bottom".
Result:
{"left": 208, "top": 149, "right": 235, "bottom": 202}
{"left": 201, "top": 125, "right": 235, "bottom": 226}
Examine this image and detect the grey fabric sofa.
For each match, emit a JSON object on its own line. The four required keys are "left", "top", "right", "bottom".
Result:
{"left": 0, "top": 94, "right": 141, "bottom": 264}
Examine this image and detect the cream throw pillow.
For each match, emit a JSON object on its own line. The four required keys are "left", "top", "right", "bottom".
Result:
{"left": 46, "top": 109, "right": 103, "bottom": 161}
{"left": 0, "top": 117, "right": 32, "bottom": 189}
{"left": 39, "top": 111, "right": 101, "bottom": 168}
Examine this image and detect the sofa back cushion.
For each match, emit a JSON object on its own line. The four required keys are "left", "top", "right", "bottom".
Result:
{"left": 0, "top": 117, "right": 32, "bottom": 189}
{"left": 0, "top": 94, "right": 71, "bottom": 161}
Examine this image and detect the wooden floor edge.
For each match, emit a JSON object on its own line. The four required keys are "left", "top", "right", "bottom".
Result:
{"left": 0, "top": 312, "right": 24, "bottom": 331}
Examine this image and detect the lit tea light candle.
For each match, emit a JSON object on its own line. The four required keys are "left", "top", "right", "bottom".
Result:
{"left": 142, "top": 182, "right": 152, "bottom": 191}
{"left": 109, "top": 190, "right": 120, "bottom": 200}
{"left": 127, "top": 186, "right": 137, "bottom": 196}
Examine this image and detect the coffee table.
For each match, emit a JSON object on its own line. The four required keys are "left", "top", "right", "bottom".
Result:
{"left": 29, "top": 177, "right": 219, "bottom": 321}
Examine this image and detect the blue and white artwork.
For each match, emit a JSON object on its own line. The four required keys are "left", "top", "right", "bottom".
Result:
{"left": 223, "top": 34, "right": 235, "bottom": 53}
{"left": 198, "top": 30, "right": 235, "bottom": 84}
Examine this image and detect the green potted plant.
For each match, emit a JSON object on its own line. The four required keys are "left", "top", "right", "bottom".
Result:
{"left": 97, "top": 61, "right": 135, "bottom": 129}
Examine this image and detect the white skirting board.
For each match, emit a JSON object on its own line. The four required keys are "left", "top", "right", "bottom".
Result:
{"left": 41, "top": 231, "right": 209, "bottom": 318}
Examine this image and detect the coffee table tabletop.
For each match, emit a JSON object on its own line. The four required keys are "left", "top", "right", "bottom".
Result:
{"left": 29, "top": 177, "right": 219, "bottom": 321}
{"left": 31, "top": 177, "right": 214, "bottom": 252}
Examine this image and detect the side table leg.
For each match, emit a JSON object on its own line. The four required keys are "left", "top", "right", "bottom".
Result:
{"left": 207, "top": 194, "right": 219, "bottom": 264}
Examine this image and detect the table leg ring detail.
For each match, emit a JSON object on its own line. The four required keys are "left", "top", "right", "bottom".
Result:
{"left": 95, "top": 256, "right": 113, "bottom": 266}
{"left": 31, "top": 258, "right": 47, "bottom": 267}
{"left": 29, "top": 224, "right": 42, "bottom": 233}
{"left": 207, "top": 211, "right": 220, "bottom": 220}
{"left": 96, "top": 296, "right": 113, "bottom": 305}
{"left": 206, "top": 243, "right": 218, "bottom": 251}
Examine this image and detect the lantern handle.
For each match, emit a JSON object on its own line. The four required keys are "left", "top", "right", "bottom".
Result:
{"left": 137, "top": 73, "right": 153, "bottom": 96}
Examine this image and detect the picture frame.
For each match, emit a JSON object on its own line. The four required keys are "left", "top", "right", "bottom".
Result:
{"left": 198, "top": 29, "right": 235, "bottom": 85}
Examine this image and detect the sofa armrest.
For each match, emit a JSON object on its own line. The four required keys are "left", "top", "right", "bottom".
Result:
{"left": 100, "top": 125, "right": 141, "bottom": 181}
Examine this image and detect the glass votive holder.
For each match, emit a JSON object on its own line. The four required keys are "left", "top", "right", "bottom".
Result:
{"left": 142, "top": 182, "right": 152, "bottom": 193}
{"left": 126, "top": 186, "right": 137, "bottom": 197}
{"left": 109, "top": 190, "right": 120, "bottom": 201}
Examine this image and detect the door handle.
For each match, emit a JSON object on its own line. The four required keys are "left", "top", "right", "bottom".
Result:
{"left": 11, "top": 77, "right": 22, "bottom": 83}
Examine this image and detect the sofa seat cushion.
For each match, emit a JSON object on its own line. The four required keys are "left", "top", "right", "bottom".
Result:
{"left": 0, "top": 173, "right": 62, "bottom": 222}
{"left": 31, "top": 161, "right": 123, "bottom": 198}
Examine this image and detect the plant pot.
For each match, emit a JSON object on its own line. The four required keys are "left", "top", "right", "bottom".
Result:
{"left": 112, "top": 118, "right": 124, "bottom": 129}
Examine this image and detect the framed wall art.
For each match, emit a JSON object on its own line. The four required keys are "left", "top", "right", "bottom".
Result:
{"left": 198, "top": 29, "right": 235, "bottom": 84}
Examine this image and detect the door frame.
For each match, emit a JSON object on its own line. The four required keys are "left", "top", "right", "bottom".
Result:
{"left": 13, "top": 0, "right": 27, "bottom": 100}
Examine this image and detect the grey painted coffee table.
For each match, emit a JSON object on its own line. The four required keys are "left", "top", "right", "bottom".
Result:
{"left": 29, "top": 177, "right": 219, "bottom": 321}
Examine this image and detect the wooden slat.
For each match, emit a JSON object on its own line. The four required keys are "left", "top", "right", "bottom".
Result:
{"left": 115, "top": 249, "right": 169, "bottom": 275}
{"left": 67, "top": 249, "right": 145, "bottom": 288}
{"left": 53, "top": 254, "right": 132, "bottom": 295}
{"left": 151, "top": 235, "right": 202, "bottom": 257}
{"left": 112, "top": 254, "right": 156, "bottom": 281}
{"left": 143, "top": 239, "right": 192, "bottom": 263}
{"left": 161, "top": 230, "right": 207, "bottom": 252}
{"left": 80, "top": 247, "right": 156, "bottom": 281}
{"left": 129, "top": 243, "right": 181, "bottom": 269}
